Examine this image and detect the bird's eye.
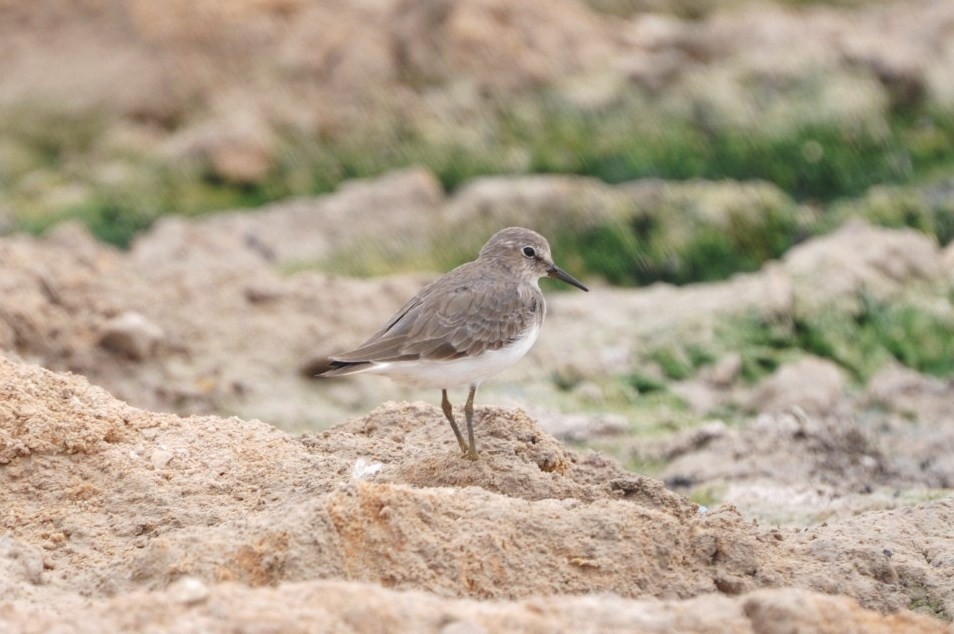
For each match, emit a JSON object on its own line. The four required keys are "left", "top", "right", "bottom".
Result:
{"left": 522, "top": 246, "right": 536, "bottom": 258}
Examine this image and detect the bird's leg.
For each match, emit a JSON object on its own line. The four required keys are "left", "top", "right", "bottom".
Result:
{"left": 441, "top": 389, "right": 469, "bottom": 455}
{"left": 463, "top": 384, "right": 479, "bottom": 461}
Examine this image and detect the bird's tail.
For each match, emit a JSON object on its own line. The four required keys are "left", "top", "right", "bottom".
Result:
{"left": 300, "top": 356, "right": 373, "bottom": 379}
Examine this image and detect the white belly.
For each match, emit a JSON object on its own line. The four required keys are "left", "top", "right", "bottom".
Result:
{"left": 366, "top": 324, "right": 540, "bottom": 389}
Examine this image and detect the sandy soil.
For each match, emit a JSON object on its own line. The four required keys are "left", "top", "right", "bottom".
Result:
{"left": 1, "top": 175, "right": 953, "bottom": 631}
{"left": 1, "top": 356, "right": 952, "bottom": 632}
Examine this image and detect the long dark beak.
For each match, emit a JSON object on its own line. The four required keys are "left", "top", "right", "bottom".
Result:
{"left": 547, "top": 265, "right": 589, "bottom": 292}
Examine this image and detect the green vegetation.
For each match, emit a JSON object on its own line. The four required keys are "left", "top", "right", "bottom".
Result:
{"left": 907, "top": 583, "right": 950, "bottom": 620}
{"left": 827, "top": 184, "right": 954, "bottom": 245}
{"left": 3, "top": 83, "right": 953, "bottom": 253}
{"left": 638, "top": 296, "right": 954, "bottom": 391}
{"left": 687, "top": 484, "right": 726, "bottom": 509}
{"left": 506, "top": 98, "right": 917, "bottom": 202}
{"left": 626, "top": 372, "right": 669, "bottom": 394}
{"left": 650, "top": 342, "right": 717, "bottom": 381}
{"left": 550, "top": 180, "right": 809, "bottom": 286}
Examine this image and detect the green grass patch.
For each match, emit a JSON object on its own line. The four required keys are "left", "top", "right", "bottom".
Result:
{"left": 865, "top": 301, "right": 954, "bottom": 376}
{"left": 626, "top": 372, "right": 669, "bottom": 394}
{"left": 0, "top": 103, "right": 107, "bottom": 169}
{"left": 498, "top": 89, "right": 945, "bottom": 201}
{"left": 650, "top": 342, "right": 717, "bottom": 380}
{"left": 792, "top": 297, "right": 954, "bottom": 380}
{"left": 623, "top": 455, "right": 669, "bottom": 478}
{"left": 687, "top": 484, "right": 727, "bottom": 509}
{"left": 637, "top": 315, "right": 803, "bottom": 387}
{"left": 4, "top": 85, "right": 954, "bottom": 259}
{"left": 639, "top": 295, "right": 954, "bottom": 388}
{"left": 826, "top": 183, "right": 954, "bottom": 245}
{"left": 907, "top": 584, "right": 950, "bottom": 620}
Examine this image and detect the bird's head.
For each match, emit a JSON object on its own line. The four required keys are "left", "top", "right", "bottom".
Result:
{"left": 478, "top": 227, "right": 589, "bottom": 291}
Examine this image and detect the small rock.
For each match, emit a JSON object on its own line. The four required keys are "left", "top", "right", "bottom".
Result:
{"left": 209, "top": 137, "right": 272, "bottom": 185}
{"left": 708, "top": 353, "right": 743, "bottom": 387}
{"left": 150, "top": 449, "right": 174, "bottom": 470}
{"left": 440, "top": 621, "right": 488, "bottom": 634}
{"left": 98, "top": 312, "right": 165, "bottom": 361}
{"left": 351, "top": 458, "right": 384, "bottom": 481}
{"left": 168, "top": 576, "right": 210, "bottom": 605}
{"left": 244, "top": 283, "right": 285, "bottom": 304}
{"left": 140, "top": 428, "right": 159, "bottom": 441}
{"left": 714, "top": 574, "right": 747, "bottom": 595}
{"left": 166, "top": 112, "right": 275, "bottom": 186}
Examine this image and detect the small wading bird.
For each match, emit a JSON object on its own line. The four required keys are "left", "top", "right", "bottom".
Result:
{"left": 313, "top": 227, "right": 588, "bottom": 460}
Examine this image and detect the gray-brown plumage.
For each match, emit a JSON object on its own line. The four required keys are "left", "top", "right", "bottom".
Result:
{"left": 314, "top": 227, "right": 588, "bottom": 460}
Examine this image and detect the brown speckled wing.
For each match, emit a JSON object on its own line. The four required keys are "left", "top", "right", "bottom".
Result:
{"left": 330, "top": 263, "right": 544, "bottom": 364}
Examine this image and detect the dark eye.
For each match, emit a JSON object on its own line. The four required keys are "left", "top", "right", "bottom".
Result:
{"left": 522, "top": 246, "right": 536, "bottom": 258}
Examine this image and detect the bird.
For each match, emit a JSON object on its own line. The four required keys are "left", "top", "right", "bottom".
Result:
{"left": 313, "top": 226, "right": 588, "bottom": 460}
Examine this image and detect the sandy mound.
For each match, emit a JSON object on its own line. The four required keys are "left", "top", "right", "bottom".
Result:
{"left": 1, "top": 355, "right": 952, "bottom": 631}
{"left": 2, "top": 583, "right": 946, "bottom": 634}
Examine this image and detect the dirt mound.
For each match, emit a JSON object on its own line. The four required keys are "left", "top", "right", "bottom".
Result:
{"left": 2, "top": 584, "right": 947, "bottom": 634}
{"left": 1, "top": 355, "right": 952, "bottom": 630}
{"left": 302, "top": 403, "right": 691, "bottom": 508}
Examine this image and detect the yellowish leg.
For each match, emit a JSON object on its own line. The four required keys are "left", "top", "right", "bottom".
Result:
{"left": 463, "top": 384, "right": 479, "bottom": 461}
{"left": 441, "top": 389, "right": 469, "bottom": 455}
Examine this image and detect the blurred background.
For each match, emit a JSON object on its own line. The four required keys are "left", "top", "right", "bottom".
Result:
{"left": 3, "top": 0, "right": 953, "bottom": 256}
{"left": 2, "top": 0, "right": 954, "bottom": 515}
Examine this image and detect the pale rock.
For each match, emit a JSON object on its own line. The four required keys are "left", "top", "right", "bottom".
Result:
{"left": 537, "top": 411, "right": 629, "bottom": 442}
{"left": 784, "top": 220, "right": 941, "bottom": 314}
{"left": 168, "top": 576, "right": 210, "bottom": 605}
{"left": 707, "top": 352, "right": 743, "bottom": 387}
{"left": 623, "top": 13, "right": 686, "bottom": 50}
{"left": 140, "top": 427, "right": 159, "bottom": 441}
{"left": 98, "top": 311, "right": 165, "bottom": 361}
{"left": 208, "top": 135, "right": 272, "bottom": 185}
{"left": 866, "top": 364, "right": 948, "bottom": 407}
{"left": 132, "top": 167, "right": 445, "bottom": 269}
{"left": 748, "top": 357, "right": 844, "bottom": 415}
{"left": 391, "top": 0, "right": 614, "bottom": 90}
{"left": 164, "top": 111, "right": 275, "bottom": 185}
{"left": 619, "top": 14, "right": 689, "bottom": 90}
{"left": 441, "top": 620, "right": 489, "bottom": 634}
{"left": 445, "top": 175, "right": 627, "bottom": 253}
{"left": 671, "top": 380, "right": 724, "bottom": 415}
{"left": 150, "top": 449, "right": 174, "bottom": 470}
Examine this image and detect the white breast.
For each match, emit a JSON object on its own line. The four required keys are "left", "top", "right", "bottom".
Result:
{"left": 365, "top": 323, "right": 540, "bottom": 389}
